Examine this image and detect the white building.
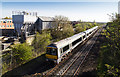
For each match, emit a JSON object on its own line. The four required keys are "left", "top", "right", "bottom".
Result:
{"left": 12, "top": 15, "right": 37, "bottom": 37}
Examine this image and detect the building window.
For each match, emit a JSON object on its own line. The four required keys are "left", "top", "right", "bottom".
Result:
{"left": 10, "top": 25, "right": 11, "bottom": 27}
{"left": 7, "top": 21, "right": 9, "bottom": 23}
{"left": 3, "top": 25, "right": 5, "bottom": 27}
{"left": 7, "top": 25, "right": 9, "bottom": 27}
{"left": 10, "top": 21, "right": 11, "bottom": 23}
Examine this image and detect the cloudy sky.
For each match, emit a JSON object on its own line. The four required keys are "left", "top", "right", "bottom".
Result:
{"left": 1, "top": 0, "right": 119, "bottom": 22}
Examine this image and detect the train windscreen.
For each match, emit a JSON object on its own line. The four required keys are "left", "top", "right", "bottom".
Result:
{"left": 46, "top": 48, "right": 57, "bottom": 55}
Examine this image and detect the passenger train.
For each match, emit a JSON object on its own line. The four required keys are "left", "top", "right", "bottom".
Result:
{"left": 45, "top": 26, "right": 98, "bottom": 64}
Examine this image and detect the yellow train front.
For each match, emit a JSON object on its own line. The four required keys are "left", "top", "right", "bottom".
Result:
{"left": 45, "top": 44, "right": 58, "bottom": 64}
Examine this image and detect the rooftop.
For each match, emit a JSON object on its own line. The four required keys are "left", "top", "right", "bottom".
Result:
{"left": 38, "top": 16, "right": 54, "bottom": 21}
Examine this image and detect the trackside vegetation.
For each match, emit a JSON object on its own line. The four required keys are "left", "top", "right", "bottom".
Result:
{"left": 11, "top": 43, "right": 33, "bottom": 64}
{"left": 97, "top": 13, "right": 120, "bottom": 76}
{"left": 32, "top": 32, "right": 52, "bottom": 56}
{"left": 50, "top": 15, "right": 74, "bottom": 41}
{"left": 2, "top": 43, "right": 33, "bottom": 74}
{"left": 74, "top": 21, "right": 97, "bottom": 34}
{"left": 2, "top": 15, "right": 101, "bottom": 75}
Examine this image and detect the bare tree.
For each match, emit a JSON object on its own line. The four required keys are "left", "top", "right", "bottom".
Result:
{"left": 52, "top": 15, "right": 70, "bottom": 31}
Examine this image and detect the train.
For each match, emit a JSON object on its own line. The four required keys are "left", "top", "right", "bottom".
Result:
{"left": 45, "top": 26, "right": 98, "bottom": 64}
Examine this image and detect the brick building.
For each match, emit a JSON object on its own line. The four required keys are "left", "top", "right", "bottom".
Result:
{"left": 0, "top": 19, "right": 14, "bottom": 36}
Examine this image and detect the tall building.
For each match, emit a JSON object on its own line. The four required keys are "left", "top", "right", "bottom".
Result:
{"left": 0, "top": 19, "right": 14, "bottom": 36}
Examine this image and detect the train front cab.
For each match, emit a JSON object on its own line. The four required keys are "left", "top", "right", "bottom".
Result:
{"left": 45, "top": 45, "right": 59, "bottom": 64}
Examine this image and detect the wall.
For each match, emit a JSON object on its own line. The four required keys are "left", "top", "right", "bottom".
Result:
{"left": 24, "top": 15, "right": 37, "bottom": 23}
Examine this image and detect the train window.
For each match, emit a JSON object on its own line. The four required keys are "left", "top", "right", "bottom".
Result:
{"left": 63, "top": 45, "right": 69, "bottom": 52}
{"left": 79, "top": 37, "right": 82, "bottom": 41}
{"left": 72, "top": 37, "right": 82, "bottom": 46}
{"left": 72, "top": 39, "right": 78, "bottom": 46}
{"left": 83, "top": 35, "right": 85, "bottom": 38}
{"left": 46, "top": 48, "right": 57, "bottom": 55}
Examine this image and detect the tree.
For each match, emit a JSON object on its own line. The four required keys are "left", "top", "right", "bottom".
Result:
{"left": 97, "top": 13, "right": 120, "bottom": 77}
{"left": 51, "top": 15, "right": 74, "bottom": 41}
{"left": 75, "top": 25, "right": 84, "bottom": 34}
{"left": 11, "top": 43, "right": 33, "bottom": 64}
{"left": 74, "top": 23, "right": 87, "bottom": 33}
{"left": 52, "top": 15, "right": 70, "bottom": 31}
{"left": 62, "top": 24, "right": 74, "bottom": 38}
{"left": 32, "top": 32, "right": 52, "bottom": 54}
{"left": 3, "top": 17, "right": 12, "bottom": 19}
{"left": 4, "top": 17, "right": 9, "bottom": 19}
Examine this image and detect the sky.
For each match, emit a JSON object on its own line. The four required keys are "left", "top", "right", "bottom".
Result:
{"left": 1, "top": 1, "right": 118, "bottom": 22}
{"left": 1, "top": 0, "right": 120, "bottom": 2}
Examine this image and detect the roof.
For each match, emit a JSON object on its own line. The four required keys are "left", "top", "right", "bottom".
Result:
{"left": 38, "top": 16, "right": 54, "bottom": 21}
{"left": 84, "top": 26, "right": 98, "bottom": 34}
{"left": 54, "top": 32, "right": 85, "bottom": 48}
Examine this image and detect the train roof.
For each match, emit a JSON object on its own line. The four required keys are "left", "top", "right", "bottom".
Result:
{"left": 84, "top": 26, "right": 98, "bottom": 34}
{"left": 48, "top": 26, "right": 98, "bottom": 48}
{"left": 53, "top": 32, "right": 85, "bottom": 48}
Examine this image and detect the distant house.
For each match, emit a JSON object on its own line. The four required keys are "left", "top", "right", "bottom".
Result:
{"left": 0, "top": 19, "right": 14, "bottom": 36}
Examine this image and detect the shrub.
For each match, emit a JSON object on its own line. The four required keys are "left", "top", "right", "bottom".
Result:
{"left": 11, "top": 43, "right": 33, "bottom": 64}
{"left": 32, "top": 32, "right": 52, "bottom": 54}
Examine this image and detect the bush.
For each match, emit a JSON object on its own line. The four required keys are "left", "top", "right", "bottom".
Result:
{"left": 62, "top": 24, "right": 74, "bottom": 38}
{"left": 75, "top": 26, "right": 84, "bottom": 33}
{"left": 11, "top": 43, "right": 33, "bottom": 64}
{"left": 97, "top": 13, "right": 120, "bottom": 77}
{"left": 51, "top": 15, "right": 74, "bottom": 41}
{"left": 32, "top": 32, "right": 52, "bottom": 54}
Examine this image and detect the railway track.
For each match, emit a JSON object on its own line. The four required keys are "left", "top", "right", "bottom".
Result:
{"left": 62, "top": 28, "right": 101, "bottom": 76}
{"left": 23, "top": 61, "right": 55, "bottom": 76}
{"left": 43, "top": 36, "right": 88, "bottom": 76}
{"left": 45, "top": 27, "right": 102, "bottom": 76}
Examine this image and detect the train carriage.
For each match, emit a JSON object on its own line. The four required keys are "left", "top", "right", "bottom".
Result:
{"left": 46, "top": 26, "right": 98, "bottom": 64}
